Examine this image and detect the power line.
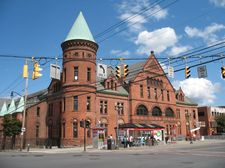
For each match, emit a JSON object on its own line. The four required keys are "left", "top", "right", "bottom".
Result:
{"left": 97, "top": 0, "right": 179, "bottom": 43}
{"left": 48, "top": 53, "right": 225, "bottom": 100}
{"left": 94, "top": 0, "right": 165, "bottom": 39}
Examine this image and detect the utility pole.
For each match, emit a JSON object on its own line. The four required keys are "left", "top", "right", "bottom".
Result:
{"left": 20, "top": 59, "right": 29, "bottom": 151}
{"left": 84, "top": 120, "right": 86, "bottom": 152}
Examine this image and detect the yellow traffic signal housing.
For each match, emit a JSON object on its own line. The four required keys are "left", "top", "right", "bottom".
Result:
{"left": 116, "top": 65, "right": 121, "bottom": 78}
{"left": 32, "top": 62, "right": 42, "bottom": 80}
{"left": 23, "top": 64, "right": 28, "bottom": 78}
{"left": 221, "top": 66, "right": 225, "bottom": 79}
{"left": 185, "top": 66, "right": 191, "bottom": 79}
{"left": 123, "top": 64, "right": 129, "bottom": 78}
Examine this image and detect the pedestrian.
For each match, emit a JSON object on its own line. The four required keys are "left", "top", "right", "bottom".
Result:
{"left": 123, "top": 136, "right": 127, "bottom": 148}
{"left": 129, "top": 136, "right": 134, "bottom": 147}
{"left": 165, "top": 136, "right": 169, "bottom": 144}
{"left": 150, "top": 135, "right": 154, "bottom": 146}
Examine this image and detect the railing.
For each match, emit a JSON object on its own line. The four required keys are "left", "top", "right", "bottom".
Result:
{"left": 203, "top": 135, "right": 225, "bottom": 140}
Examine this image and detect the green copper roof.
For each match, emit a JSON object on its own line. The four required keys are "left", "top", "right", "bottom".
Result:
{"left": 16, "top": 97, "right": 24, "bottom": 112}
{"left": 64, "top": 11, "right": 95, "bottom": 42}
{"left": 0, "top": 102, "right": 7, "bottom": 116}
{"left": 7, "top": 99, "right": 16, "bottom": 114}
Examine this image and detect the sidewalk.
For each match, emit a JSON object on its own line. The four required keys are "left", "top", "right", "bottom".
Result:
{"left": 2, "top": 139, "right": 225, "bottom": 154}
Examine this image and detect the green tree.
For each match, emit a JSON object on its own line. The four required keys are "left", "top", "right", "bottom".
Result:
{"left": 215, "top": 115, "right": 225, "bottom": 133}
{"left": 1, "top": 114, "right": 22, "bottom": 150}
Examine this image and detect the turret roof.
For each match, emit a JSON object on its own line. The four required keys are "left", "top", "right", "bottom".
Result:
{"left": 64, "top": 11, "right": 95, "bottom": 42}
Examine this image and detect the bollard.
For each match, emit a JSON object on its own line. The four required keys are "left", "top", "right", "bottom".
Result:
{"left": 27, "top": 144, "right": 30, "bottom": 152}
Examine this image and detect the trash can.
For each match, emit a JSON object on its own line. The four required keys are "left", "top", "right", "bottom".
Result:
{"left": 107, "top": 139, "right": 112, "bottom": 150}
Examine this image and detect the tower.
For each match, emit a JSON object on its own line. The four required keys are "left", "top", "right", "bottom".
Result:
{"left": 61, "top": 12, "right": 98, "bottom": 145}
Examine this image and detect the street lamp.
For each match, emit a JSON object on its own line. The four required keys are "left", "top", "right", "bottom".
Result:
{"left": 115, "top": 102, "right": 123, "bottom": 148}
{"left": 10, "top": 91, "right": 22, "bottom": 98}
{"left": 10, "top": 90, "right": 27, "bottom": 151}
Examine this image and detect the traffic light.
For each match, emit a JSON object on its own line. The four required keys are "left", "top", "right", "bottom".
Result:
{"left": 123, "top": 64, "right": 129, "bottom": 78}
{"left": 32, "top": 62, "right": 42, "bottom": 80}
{"left": 85, "top": 120, "right": 91, "bottom": 128}
{"left": 221, "top": 66, "right": 225, "bottom": 79}
{"left": 185, "top": 66, "right": 191, "bottom": 79}
{"left": 80, "top": 120, "right": 90, "bottom": 128}
{"left": 80, "top": 120, "right": 84, "bottom": 128}
{"left": 116, "top": 65, "right": 121, "bottom": 78}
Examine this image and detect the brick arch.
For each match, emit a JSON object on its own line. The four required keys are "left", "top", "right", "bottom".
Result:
{"left": 136, "top": 104, "right": 148, "bottom": 116}
{"left": 118, "top": 118, "right": 125, "bottom": 124}
{"left": 152, "top": 106, "right": 162, "bottom": 116}
{"left": 165, "top": 107, "right": 174, "bottom": 117}
{"left": 100, "top": 117, "right": 108, "bottom": 124}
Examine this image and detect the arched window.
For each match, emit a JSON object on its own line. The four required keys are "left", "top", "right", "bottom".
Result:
{"left": 165, "top": 108, "right": 174, "bottom": 117}
{"left": 152, "top": 106, "right": 162, "bottom": 116}
{"left": 137, "top": 105, "right": 148, "bottom": 116}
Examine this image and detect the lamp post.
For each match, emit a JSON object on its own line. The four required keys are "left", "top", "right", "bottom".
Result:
{"left": 115, "top": 102, "right": 123, "bottom": 148}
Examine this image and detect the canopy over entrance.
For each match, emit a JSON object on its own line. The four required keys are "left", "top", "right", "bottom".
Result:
{"left": 118, "top": 123, "right": 164, "bottom": 130}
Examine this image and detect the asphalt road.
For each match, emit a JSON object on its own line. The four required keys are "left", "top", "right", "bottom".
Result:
{"left": 1, "top": 142, "right": 225, "bottom": 168}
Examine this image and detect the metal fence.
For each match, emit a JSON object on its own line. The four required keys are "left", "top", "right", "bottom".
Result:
{"left": 203, "top": 135, "right": 225, "bottom": 140}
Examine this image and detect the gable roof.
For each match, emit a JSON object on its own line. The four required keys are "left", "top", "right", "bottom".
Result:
{"left": 125, "top": 61, "right": 145, "bottom": 82}
{"left": 0, "top": 102, "right": 7, "bottom": 116}
{"left": 7, "top": 99, "right": 16, "bottom": 114}
{"left": 96, "top": 66, "right": 129, "bottom": 96}
{"left": 176, "top": 96, "right": 198, "bottom": 106}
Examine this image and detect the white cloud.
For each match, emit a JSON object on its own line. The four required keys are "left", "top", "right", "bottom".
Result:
{"left": 110, "top": 49, "right": 130, "bottom": 57}
{"left": 168, "top": 45, "right": 192, "bottom": 56}
{"left": 185, "top": 23, "right": 225, "bottom": 44}
{"left": 117, "top": 0, "right": 168, "bottom": 32}
{"left": 210, "top": 0, "right": 225, "bottom": 8}
{"left": 173, "top": 78, "right": 221, "bottom": 105}
{"left": 135, "top": 27, "right": 178, "bottom": 55}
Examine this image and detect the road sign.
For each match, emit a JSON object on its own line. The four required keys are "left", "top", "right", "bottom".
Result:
{"left": 197, "top": 65, "right": 207, "bottom": 78}
{"left": 97, "top": 63, "right": 107, "bottom": 79}
{"left": 50, "top": 64, "right": 61, "bottom": 80}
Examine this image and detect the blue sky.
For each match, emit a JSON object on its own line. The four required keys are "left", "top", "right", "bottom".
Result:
{"left": 0, "top": 0, "right": 225, "bottom": 106}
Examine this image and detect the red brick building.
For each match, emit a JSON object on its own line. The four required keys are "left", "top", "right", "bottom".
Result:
{"left": 198, "top": 106, "right": 225, "bottom": 135}
{"left": 0, "top": 12, "right": 199, "bottom": 148}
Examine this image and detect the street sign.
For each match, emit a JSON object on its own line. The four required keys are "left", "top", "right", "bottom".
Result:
{"left": 168, "top": 66, "right": 174, "bottom": 78}
{"left": 50, "top": 64, "right": 61, "bottom": 80}
{"left": 21, "top": 127, "right": 26, "bottom": 132}
{"left": 97, "top": 63, "right": 107, "bottom": 79}
{"left": 197, "top": 65, "right": 207, "bottom": 78}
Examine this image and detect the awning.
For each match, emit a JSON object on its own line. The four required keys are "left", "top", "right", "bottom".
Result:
{"left": 190, "top": 127, "right": 200, "bottom": 132}
{"left": 118, "top": 123, "right": 164, "bottom": 130}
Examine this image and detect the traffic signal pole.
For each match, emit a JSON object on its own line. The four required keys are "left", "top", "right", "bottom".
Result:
{"left": 20, "top": 59, "right": 29, "bottom": 151}
{"left": 84, "top": 120, "right": 86, "bottom": 152}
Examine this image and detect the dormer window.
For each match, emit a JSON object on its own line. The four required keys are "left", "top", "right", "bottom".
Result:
{"left": 105, "top": 78, "right": 117, "bottom": 91}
